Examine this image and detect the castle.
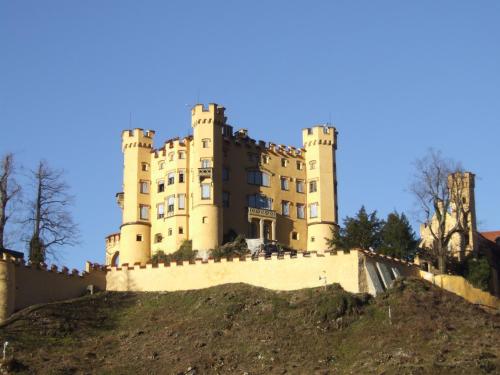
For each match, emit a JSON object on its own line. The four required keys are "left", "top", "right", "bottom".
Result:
{"left": 106, "top": 103, "right": 339, "bottom": 266}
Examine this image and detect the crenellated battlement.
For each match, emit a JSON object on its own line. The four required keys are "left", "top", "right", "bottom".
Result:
{"left": 122, "top": 128, "right": 155, "bottom": 150}
{"left": 302, "top": 125, "right": 337, "bottom": 149}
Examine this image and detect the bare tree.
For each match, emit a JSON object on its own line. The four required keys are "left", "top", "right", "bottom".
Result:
{"left": 25, "top": 160, "right": 79, "bottom": 263}
{"left": 0, "top": 153, "right": 21, "bottom": 250}
{"left": 410, "top": 149, "right": 471, "bottom": 273}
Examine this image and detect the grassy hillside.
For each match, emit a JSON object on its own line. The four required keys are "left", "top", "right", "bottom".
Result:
{"left": 0, "top": 278, "right": 498, "bottom": 374}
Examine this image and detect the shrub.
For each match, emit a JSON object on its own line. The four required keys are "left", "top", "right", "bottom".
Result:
{"left": 464, "top": 256, "right": 491, "bottom": 291}
{"left": 151, "top": 240, "right": 196, "bottom": 264}
{"left": 211, "top": 235, "right": 249, "bottom": 260}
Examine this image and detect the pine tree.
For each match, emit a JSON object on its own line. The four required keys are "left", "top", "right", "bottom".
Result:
{"left": 379, "top": 211, "right": 418, "bottom": 260}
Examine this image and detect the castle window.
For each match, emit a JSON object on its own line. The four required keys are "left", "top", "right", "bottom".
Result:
{"left": 323, "top": 126, "right": 329, "bottom": 134}
{"left": 168, "top": 152, "right": 174, "bottom": 161}
{"left": 139, "top": 181, "right": 149, "bottom": 194}
{"left": 223, "top": 191, "right": 230, "bottom": 208}
{"left": 154, "top": 233, "right": 163, "bottom": 243}
{"left": 178, "top": 151, "right": 185, "bottom": 159}
{"left": 136, "top": 234, "right": 143, "bottom": 242}
{"left": 179, "top": 170, "right": 185, "bottom": 183}
{"left": 309, "top": 180, "right": 317, "bottom": 193}
{"left": 281, "top": 201, "right": 290, "bottom": 216}
{"left": 307, "top": 128, "right": 313, "bottom": 135}
{"left": 159, "top": 161, "right": 165, "bottom": 170}
{"left": 297, "top": 204, "right": 305, "bottom": 219}
{"left": 167, "top": 172, "right": 175, "bottom": 185}
{"left": 201, "top": 184, "right": 211, "bottom": 199}
{"left": 223, "top": 167, "right": 229, "bottom": 181}
{"left": 202, "top": 139, "right": 210, "bottom": 148}
{"left": 157, "top": 203, "right": 164, "bottom": 219}
{"left": 281, "top": 177, "right": 289, "bottom": 191}
{"left": 292, "top": 232, "right": 299, "bottom": 240}
{"left": 201, "top": 159, "right": 211, "bottom": 168}
{"left": 158, "top": 180, "right": 165, "bottom": 193}
{"left": 296, "top": 180, "right": 304, "bottom": 193}
{"left": 178, "top": 194, "right": 186, "bottom": 210}
{"left": 248, "top": 194, "right": 272, "bottom": 210}
{"left": 311, "top": 236, "right": 315, "bottom": 242}
{"left": 139, "top": 205, "right": 149, "bottom": 220}
{"left": 168, "top": 228, "right": 173, "bottom": 236}
{"left": 202, "top": 216, "right": 208, "bottom": 224}
{"left": 179, "top": 227, "right": 184, "bottom": 234}
{"left": 167, "top": 195, "right": 175, "bottom": 214}
{"left": 141, "top": 163, "right": 149, "bottom": 171}
{"left": 281, "top": 158, "right": 288, "bottom": 167}
{"left": 262, "top": 155, "right": 270, "bottom": 164}
{"left": 296, "top": 161, "right": 303, "bottom": 170}
{"left": 309, "top": 203, "right": 318, "bottom": 218}
{"left": 247, "top": 171, "right": 270, "bottom": 187}
{"left": 309, "top": 160, "right": 317, "bottom": 170}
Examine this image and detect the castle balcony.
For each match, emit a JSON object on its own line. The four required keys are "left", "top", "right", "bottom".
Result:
{"left": 248, "top": 207, "right": 277, "bottom": 220}
{"left": 116, "top": 192, "right": 124, "bottom": 209}
{"left": 198, "top": 167, "right": 213, "bottom": 179}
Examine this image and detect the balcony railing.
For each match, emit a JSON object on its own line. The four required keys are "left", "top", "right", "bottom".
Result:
{"left": 198, "top": 167, "right": 213, "bottom": 179}
{"left": 248, "top": 207, "right": 277, "bottom": 219}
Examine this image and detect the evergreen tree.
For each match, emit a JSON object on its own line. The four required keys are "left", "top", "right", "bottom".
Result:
{"left": 328, "top": 206, "right": 383, "bottom": 250}
{"left": 379, "top": 211, "right": 418, "bottom": 260}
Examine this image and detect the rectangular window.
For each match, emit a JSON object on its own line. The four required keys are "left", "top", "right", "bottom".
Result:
{"left": 202, "top": 139, "right": 210, "bottom": 148}
{"left": 296, "top": 161, "right": 303, "bottom": 170}
{"left": 223, "top": 191, "right": 230, "bottom": 208}
{"left": 158, "top": 180, "right": 165, "bottom": 193}
{"left": 178, "top": 227, "right": 184, "bottom": 234}
{"left": 136, "top": 234, "right": 143, "bottom": 241}
{"left": 201, "top": 159, "right": 211, "bottom": 168}
{"left": 179, "top": 170, "right": 185, "bottom": 183}
{"left": 168, "top": 152, "right": 174, "bottom": 161}
{"left": 139, "top": 181, "right": 149, "bottom": 194}
{"left": 247, "top": 194, "right": 272, "bottom": 210}
{"left": 281, "top": 201, "right": 290, "bottom": 216}
{"left": 262, "top": 155, "right": 270, "bottom": 164}
{"left": 262, "top": 172, "right": 270, "bottom": 187}
{"left": 223, "top": 167, "right": 229, "bottom": 181}
{"left": 139, "top": 205, "right": 149, "bottom": 220}
{"left": 167, "top": 195, "right": 175, "bottom": 214}
{"left": 167, "top": 172, "right": 175, "bottom": 185}
{"left": 141, "top": 163, "right": 149, "bottom": 171}
{"left": 157, "top": 203, "right": 164, "bottom": 219}
{"left": 168, "top": 228, "right": 173, "bottom": 236}
{"left": 201, "top": 184, "right": 211, "bottom": 199}
{"left": 310, "top": 203, "right": 318, "bottom": 218}
{"left": 178, "top": 151, "right": 185, "bottom": 159}
{"left": 281, "top": 158, "right": 288, "bottom": 167}
{"left": 281, "top": 177, "right": 289, "bottom": 191}
{"left": 296, "top": 179, "right": 304, "bottom": 193}
{"left": 309, "top": 180, "right": 317, "bottom": 193}
{"left": 292, "top": 232, "right": 299, "bottom": 240}
{"left": 178, "top": 194, "right": 185, "bottom": 210}
{"left": 297, "top": 204, "right": 305, "bottom": 219}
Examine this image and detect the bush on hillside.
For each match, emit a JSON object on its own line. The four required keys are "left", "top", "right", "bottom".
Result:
{"left": 211, "top": 235, "right": 249, "bottom": 260}
{"left": 152, "top": 240, "right": 196, "bottom": 264}
{"left": 464, "top": 256, "right": 491, "bottom": 291}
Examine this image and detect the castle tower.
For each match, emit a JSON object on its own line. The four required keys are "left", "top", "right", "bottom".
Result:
{"left": 119, "top": 129, "right": 155, "bottom": 265}
{"left": 189, "top": 104, "right": 225, "bottom": 255}
{"left": 448, "top": 172, "right": 478, "bottom": 259}
{"left": 302, "top": 125, "right": 338, "bottom": 252}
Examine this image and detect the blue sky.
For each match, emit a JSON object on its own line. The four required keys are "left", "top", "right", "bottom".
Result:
{"left": 1, "top": 1, "right": 499, "bottom": 269}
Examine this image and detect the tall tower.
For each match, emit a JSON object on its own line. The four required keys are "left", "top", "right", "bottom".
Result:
{"left": 448, "top": 172, "right": 477, "bottom": 259}
{"left": 189, "top": 104, "right": 225, "bottom": 255}
{"left": 302, "top": 125, "right": 338, "bottom": 252}
{"left": 119, "top": 129, "right": 155, "bottom": 265}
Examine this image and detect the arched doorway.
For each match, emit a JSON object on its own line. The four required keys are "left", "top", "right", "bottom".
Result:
{"left": 110, "top": 252, "right": 120, "bottom": 267}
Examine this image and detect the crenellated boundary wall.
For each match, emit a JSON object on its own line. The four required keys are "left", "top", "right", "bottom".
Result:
{"left": 0, "top": 249, "right": 497, "bottom": 323}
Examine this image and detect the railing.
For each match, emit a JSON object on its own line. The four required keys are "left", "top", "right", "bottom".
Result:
{"left": 248, "top": 207, "right": 277, "bottom": 219}
{"left": 198, "top": 168, "right": 213, "bottom": 178}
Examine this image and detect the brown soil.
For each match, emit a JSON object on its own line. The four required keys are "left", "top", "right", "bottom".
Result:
{"left": 0, "top": 278, "right": 498, "bottom": 374}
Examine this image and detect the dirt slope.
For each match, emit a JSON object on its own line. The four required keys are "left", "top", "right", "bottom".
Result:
{"left": 0, "top": 278, "right": 499, "bottom": 374}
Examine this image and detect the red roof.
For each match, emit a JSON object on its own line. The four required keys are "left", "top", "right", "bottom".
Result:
{"left": 480, "top": 231, "right": 500, "bottom": 243}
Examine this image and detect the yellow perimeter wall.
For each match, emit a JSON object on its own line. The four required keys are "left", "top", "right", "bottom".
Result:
{"left": 106, "top": 251, "right": 363, "bottom": 293}
{"left": 419, "top": 270, "right": 500, "bottom": 310}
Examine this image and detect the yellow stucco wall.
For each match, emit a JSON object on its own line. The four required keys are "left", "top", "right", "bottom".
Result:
{"left": 106, "top": 250, "right": 362, "bottom": 293}
{"left": 420, "top": 270, "right": 500, "bottom": 310}
{"left": 0, "top": 257, "right": 106, "bottom": 322}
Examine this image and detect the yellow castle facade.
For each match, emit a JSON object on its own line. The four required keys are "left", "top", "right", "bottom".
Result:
{"left": 106, "top": 103, "right": 339, "bottom": 266}
{"left": 419, "top": 172, "right": 478, "bottom": 262}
